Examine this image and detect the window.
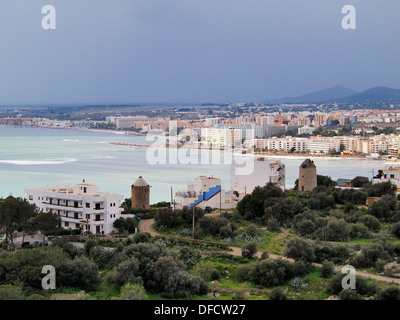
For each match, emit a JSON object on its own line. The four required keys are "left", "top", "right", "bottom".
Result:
{"left": 84, "top": 187, "right": 87, "bottom": 193}
{"left": 29, "top": 195, "right": 33, "bottom": 200}
{"left": 65, "top": 222, "right": 69, "bottom": 227}
{"left": 391, "top": 174, "right": 395, "bottom": 178}
{"left": 86, "top": 203, "right": 90, "bottom": 208}
{"left": 76, "top": 223, "right": 80, "bottom": 229}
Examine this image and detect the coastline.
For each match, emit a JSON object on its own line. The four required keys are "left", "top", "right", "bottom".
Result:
{"left": 1, "top": 124, "right": 398, "bottom": 163}
{"left": 250, "top": 152, "right": 390, "bottom": 161}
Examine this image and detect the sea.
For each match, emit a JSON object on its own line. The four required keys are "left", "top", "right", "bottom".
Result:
{"left": 0, "top": 125, "right": 389, "bottom": 204}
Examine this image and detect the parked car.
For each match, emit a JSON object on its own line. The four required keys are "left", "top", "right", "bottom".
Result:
{"left": 205, "top": 206, "right": 212, "bottom": 213}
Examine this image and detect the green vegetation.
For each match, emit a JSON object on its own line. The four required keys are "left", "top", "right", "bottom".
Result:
{"left": 2, "top": 177, "right": 400, "bottom": 300}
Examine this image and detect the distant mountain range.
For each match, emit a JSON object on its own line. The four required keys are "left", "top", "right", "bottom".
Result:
{"left": 262, "top": 86, "right": 400, "bottom": 104}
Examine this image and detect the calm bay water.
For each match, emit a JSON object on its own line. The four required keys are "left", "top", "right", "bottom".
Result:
{"left": 0, "top": 126, "right": 388, "bottom": 203}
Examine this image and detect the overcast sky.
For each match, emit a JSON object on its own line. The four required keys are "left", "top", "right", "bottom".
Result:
{"left": 0, "top": 0, "right": 399, "bottom": 105}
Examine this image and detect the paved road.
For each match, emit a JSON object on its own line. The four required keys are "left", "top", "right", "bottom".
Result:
{"left": 138, "top": 218, "right": 400, "bottom": 285}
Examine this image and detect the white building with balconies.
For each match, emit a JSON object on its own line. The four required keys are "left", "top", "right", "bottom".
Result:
{"left": 25, "top": 182, "right": 123, "bottom": 235}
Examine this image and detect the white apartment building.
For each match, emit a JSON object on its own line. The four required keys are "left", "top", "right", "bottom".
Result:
{"left": 221, "top": 124, "right": 264, "bottom": 139}
{"left": 306, "top": 139, "right": 341, "bottom": 154}
{"left": 230, "top": 157, "right": 285, "bottom": 196}
{"left": 25, "top": 182, "right": 124, "bottom": 235}
{"left": 201, "top": 127, "right": 242, "bottom": 148}
{"left": 204, "top": 118, "right": 221, "bottom": 126}
{"left": 258, "top": 115, "right": 276, "bottom": 126}
{"left": 298, "top": 126, "right": 316, "bottom": 135}
{"left": 247, "top": 138, "right": 307, "bottom": 153}
{"left": 373, "top": 164, "right": 400, "bottom": 193}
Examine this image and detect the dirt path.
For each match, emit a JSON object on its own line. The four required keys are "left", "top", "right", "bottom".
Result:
{"left": 139, "top": 218, "right": 160, "bottom": 237}
{"left": 138, "top": 218, "right": 400, "bottom": 284}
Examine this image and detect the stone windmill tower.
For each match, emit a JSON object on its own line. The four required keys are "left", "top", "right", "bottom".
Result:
{"left": 131, "top": 176, "right": 150, "bottom": 209}
{"left": 298, "top": 159, "right": 317, "bottom": 192}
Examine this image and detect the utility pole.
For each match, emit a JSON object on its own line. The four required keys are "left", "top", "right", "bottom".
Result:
{"left": 220, "top": 189, "right": 222, "bottom": 214}
{"left": 192, "top": 204, "right": 195, "bottom": 239}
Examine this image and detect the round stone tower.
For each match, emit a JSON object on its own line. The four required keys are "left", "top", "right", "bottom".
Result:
{"left": 298, "top": 159, "right": 317, "bottom": 192}
{"left": 131, "top": 176, "right": 150, "bottom": 209}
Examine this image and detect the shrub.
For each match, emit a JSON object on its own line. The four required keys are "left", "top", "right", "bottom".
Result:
{"left": 195, "top": 261, "right": 218, "bottom": 282}
{"left": 210, "top": 269, "right": 220, "bottom": 281}
{"left": 339, "top": 289, "right": 362, "bottom": 300}
{"left": 113, "top": 217, "right": 137, "bottom": 234}
{"left": 178, "top": 246, "right": 201, "bottom": 270}
{"left": 266, "top": 218, "right": 280, "bottom": 232}
{"left": 0, "top": 247, "right": 67, "bottom": 290}
{"left": 368, "top": 200, "right": 392, "bottom": 221}
{"left": 358, "top": 215, "right": 380, "bottom": 232}
{"left": 284, "top": 237, "right": 315, "bottom": 263}
{"left": 391, "top": 222, "right": 400, "bottom": 239}
{"left": 235, "top": 265, "right": 252, "bottom": 283}
{"left": 349, "top": 223, "right": 371, "bottom": 239}
{"left": 295, "top": 220, "right": 316, "bottom": 237}
{"left": 327, "top": 273, "right": 376, "bottom": 296}
{"left": 198, "top": 217, "right": 232, "bottom": 236}
{"left": 320, "top": 260, "right": 335, "bottom": 278}
{"left": 269, "top": 288, "right": 288, "bottom": 300}
{"left": 51, "top": 237, "right": 77, "bottom": 259}
{"left": 377, "top": 285, "right": 400, "bottom": 300}
{"left": 250, "top": 259, "right": 289, "bottom": 287}
{"left": 120, "top": 283, "right": 149, "bottom": 300}
{"left": 241, "top": 241, "right": 258, "bottom": 259}
{"left": 327, "top": 273, "right": 346, "bottom": 295}
{"left": 245, "top": 225, "right": 262, "bottom": 237}
{"left": 375, "top": 259, "right": 386, "bottom": 273}
{"left": 352, "top": 243, "right": 391, "bottom": 268}
{"left": 133, "top": 232, "right": 150, "bottom": 244}
{"left": 219, "top": 225, "right": 233, "bottom": 238}
{"left": 261, "top": 251, "right": 269, "bottom": 260}
{"left": 84, "top": 240, "right": 97, "bottom": 257}
{"left": 107, "top": 257, "right": 141, "bottom": 287}
{"left": 153, "top": 256, "right": 181, "bottom": 288}
{"left": 292, "top": 261, "right": 314, "bottom": 277}
{"left": 232, "top": 289, "right": 246, "bottom": 300}
{"left": 26, "top": 294, "right": 46, "bottom": 300}
{"left": 0, "top": 285, "right": 25, "bottom": 300}
{"left": 154, "top": 208, "right": 181, "bottom": 229}
{"left": 162, "top": 271, "right": 208, "bottom": 299}
{"left": 326, "top": 218, "right": 350, "bottom": 241}
{"left": 57, "top": 256, "right": 101, "bottom": 291}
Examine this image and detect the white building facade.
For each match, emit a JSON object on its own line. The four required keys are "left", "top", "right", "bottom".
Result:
{"left": 25, "top": 182, "right": 124, "bottom": 235}
{"left": 230, "top": 157, "right": 285, "bottom": 196}
{"left": 175, "top": 176, "right": 237, "bottom": 210}
{"left": 373, "top": 164, "right": 400, "bottom": 194}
